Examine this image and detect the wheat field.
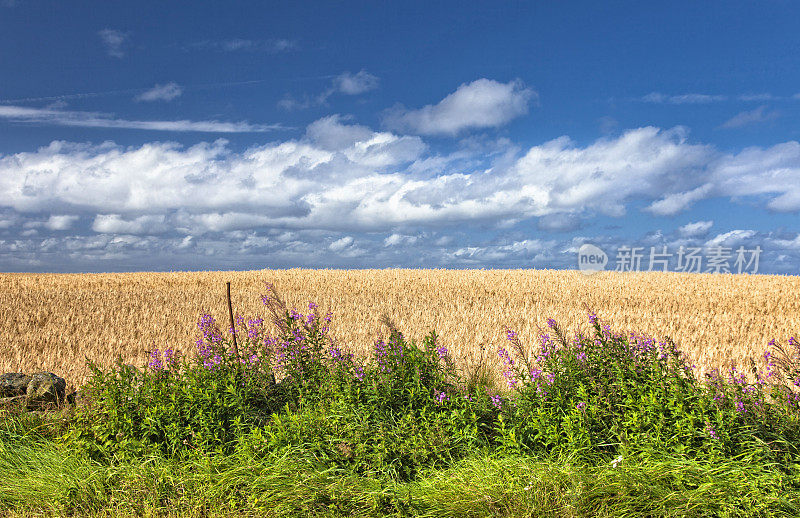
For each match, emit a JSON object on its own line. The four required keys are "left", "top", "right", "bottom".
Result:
{"left": 1, "top": 269, "right": 799, "bottom": 391}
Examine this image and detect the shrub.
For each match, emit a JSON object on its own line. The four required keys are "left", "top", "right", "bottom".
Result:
{"left": 494, "top": 312, "right": 800, "bottom": 466}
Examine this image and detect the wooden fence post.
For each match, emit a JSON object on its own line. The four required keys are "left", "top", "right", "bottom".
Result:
{"left": 226, "top": 282, "right": 240, "bottom": 363}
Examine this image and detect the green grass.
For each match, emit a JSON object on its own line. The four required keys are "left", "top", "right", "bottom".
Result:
{"left": 3, "top": 283, "right": 800, "bottom": 517}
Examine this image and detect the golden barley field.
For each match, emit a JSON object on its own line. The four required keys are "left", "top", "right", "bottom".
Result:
{"left": 1, "top": 269, "right": 799, "bottom": 391}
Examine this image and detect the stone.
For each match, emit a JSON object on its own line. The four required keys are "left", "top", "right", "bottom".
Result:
{"left": 0, "top": 372, "right": 31, "bottom": 397}
{"left": 25, "top": 372, "right": 66, "bottom": 409}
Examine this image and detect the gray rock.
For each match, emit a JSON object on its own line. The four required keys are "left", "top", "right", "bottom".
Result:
{"left": 25, "top": 372, "right": 66, "bottom": 409}
{"left": 0, "top": 373, "right": 31, "bottom": 397}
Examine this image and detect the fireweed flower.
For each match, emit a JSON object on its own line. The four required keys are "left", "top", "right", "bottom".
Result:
{"left": 705, "top": 422, "right": 718, "bottom": 440}
{"left": 547, "top": 318, "right": 557, "bottom": 329}
{"left": 576, "top": 401, "right": 587, "bottom": 411}
{"left": 163, "top": 348, "right": 177, "bottom": 367}
{"left": 148, "top": 349, "right": 164, "bottom": 370}
{"left": 490, "top": 394, "right": 503, "bottom": 409}
{"left": 498, "top": 347, "right": 517, "bottom": 388}
{"left": 588, "top": 312, "right": 598, "bottom": 324}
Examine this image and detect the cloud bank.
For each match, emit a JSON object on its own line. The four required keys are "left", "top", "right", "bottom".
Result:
{"left": 1, "top": 119, "right": 800, "bottom": 272}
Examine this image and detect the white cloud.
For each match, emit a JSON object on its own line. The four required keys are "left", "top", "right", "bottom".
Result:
{"left": 135, "top": 82, "right": 183, "bottom": 102}
{"left": 678, "top": 220, "right": 713, "bottom": 237}
{"left": 329, "top": 236, "right": 353, "bottom": 252}
{"left": 705, "top": 230, "right": 757, "bottom": 248}
{"left": 646, "top": 184, "right": 714, "bottom": 216}
{"left": 92, "top": 214, "right": 170, "bottom": 234}
{"left": 384, "top": 78, "right": 536, "bottom": 135}
{"left": 305, "top": 115, "right": 425, "bottom": 166}
{"left": 98, "top": 29, "right": 129, "bottom": 58}
{"left": 710, "top": 141, "right": 800, "bottom": 212}
{"left": 278, "top": 70, "right": 379, "bottom": 110}
{"left": 45, "top": 215, "right": 79, "bottom": 231}
{"left": 3, "top": 120, "right": 800, "bottom": 273}
{"left": 0, "top": 105, "right": 282, "bottom": 132}
{"left": 334, "top": 70, "right": 379, "bottom": 95}
{"left": 384, "top": 233, "right": 418, "bottom": 246}
{"left": 720, "top": 105, "right": 780, "bottom": 129}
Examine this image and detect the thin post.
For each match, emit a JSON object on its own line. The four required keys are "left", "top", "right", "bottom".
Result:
{"left": 226, "top": 281, "right": 240, "bottom": 362}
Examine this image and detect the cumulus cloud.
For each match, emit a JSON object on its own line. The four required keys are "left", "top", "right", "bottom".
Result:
{"left": 45, "top": 215, "right": 79, "bottom": 231}
{"left": 2, "top": 119, "right": 800, "bottom": 271}
{"left": 384, "top": 233, "right": 419, "bottom": 246}
{"left": 329, "top": 236, "right": 353, "bottom": 252}
{"left": 3, "top": 123, "right": 800, "bottom": 236}
{"left": 384, "top": 78, "right": 536, "bottom": 135}
{"left": 678, "top": 220, "right": 713, "bottom": 237}
{"left": 92, "top": 214, "right": 170, "bottom": 234}
{"left": 135, "top": 82, "right": 183, "bottom": 102}
{"left": 720, "top": 105, "right": 780, "bottom": 129}
{"left": 98, "top": 29, "right": 130, "bottom": 58}
{"left": 0, "top": 105, "right": 282, "bottom": 132}
{"left": 710, "top": 141, "right": 800, "bottom": 212}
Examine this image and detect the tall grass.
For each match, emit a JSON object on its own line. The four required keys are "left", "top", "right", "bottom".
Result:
{"left": 2, "top": 280, "right": 800, "bottom": 516}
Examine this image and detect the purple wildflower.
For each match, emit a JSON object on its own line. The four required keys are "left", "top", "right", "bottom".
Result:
{"left": 148, "top": 349, "right": 164, "bottom": 370}
{"left": 705, "top": 422, "right": 718, "bottom": 440}
{"left": 490, "top": 394, "right": 503, "bottom": 410}
{"left": 164, "top": 348, "right": 177, "bottom": 367}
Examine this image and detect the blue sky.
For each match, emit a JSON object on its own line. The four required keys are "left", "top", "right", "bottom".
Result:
{"left": 1, "top": 1, "right": 799, "bottom": 274}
